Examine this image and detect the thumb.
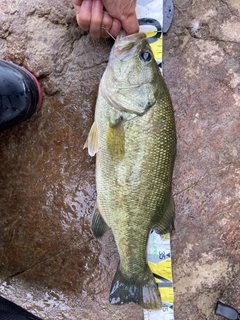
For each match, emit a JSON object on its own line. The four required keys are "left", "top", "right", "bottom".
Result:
{"left": 121, "top": 12, "right": 139, "bottom": 35}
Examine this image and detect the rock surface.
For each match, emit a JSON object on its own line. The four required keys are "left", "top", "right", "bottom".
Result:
{"left": 0, "top": 0, "right": 239, "bottom": 319}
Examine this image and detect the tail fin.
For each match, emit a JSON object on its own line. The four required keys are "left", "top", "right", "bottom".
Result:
{"left": 109, "top": 265, "right": 161, "bottom": 310}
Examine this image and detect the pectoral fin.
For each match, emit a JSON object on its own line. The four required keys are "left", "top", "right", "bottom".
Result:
{"left": 83, "top": 122, "right": 98, "bottom": 156}
{"left": 91, "top": 206, "right": 110, "bottom": 238}
{"left": 106, "top": 118, "right": 125, "bottom": 160}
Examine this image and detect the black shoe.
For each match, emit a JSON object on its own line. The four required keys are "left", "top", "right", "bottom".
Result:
{"left": 0, "top": 60, "right": 42, "bottom": 131}
{"left": 0, "top": 296, "right": 43, "bottom": 319}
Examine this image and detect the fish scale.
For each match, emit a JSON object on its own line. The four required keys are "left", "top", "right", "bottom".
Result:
{"left": 85, "top": 32, "right": 176, "bottom": 310}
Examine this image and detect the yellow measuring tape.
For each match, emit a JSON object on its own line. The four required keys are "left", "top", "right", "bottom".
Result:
{"left": 147, "top": 31, "right": 163, "bottom": 65}
{"left": 146, "top": 231, "right": 174, "bottom": 316}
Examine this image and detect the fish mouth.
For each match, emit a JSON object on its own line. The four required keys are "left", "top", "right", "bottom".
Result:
{"left": 116, "top": 30, "right": 146, "bottom": 43}
{"left": 114, "top": 31, "right": 146, "bottom": 60}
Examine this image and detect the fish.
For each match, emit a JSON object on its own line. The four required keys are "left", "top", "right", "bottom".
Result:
{"left": 84, "top": 31, "right": 176, "bottom": 310}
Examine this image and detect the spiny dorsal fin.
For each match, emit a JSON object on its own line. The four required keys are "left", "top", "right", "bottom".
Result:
{"left": 83, "top": 122, "right": 98, "bottom": 156}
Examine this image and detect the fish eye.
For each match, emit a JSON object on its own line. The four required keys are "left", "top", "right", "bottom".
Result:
{"left": 140, "top": 51, "right": 152, "bottom": 62}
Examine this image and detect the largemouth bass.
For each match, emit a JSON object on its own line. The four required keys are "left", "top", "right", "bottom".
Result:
{"left": 84, "top": 32, "right": 176, "bottom": 310}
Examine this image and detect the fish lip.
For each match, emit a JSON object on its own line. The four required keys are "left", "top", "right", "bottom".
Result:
{"left": 116, "top": 31, "right": 146, "bottom": 43}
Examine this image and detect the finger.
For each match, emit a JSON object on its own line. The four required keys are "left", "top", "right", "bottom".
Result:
{"left": 76, "top": 0, "right": 92, "bottom": 31}
{"left": 72, "top": 0, "right": 83, "bottom": 6}
{"left": 101, "top": 0, "right": 139, "bottom": 36}
{"left": 101, "top": 11, "right": 113, "bottom": 38}
{"left": 121, "top": 12, "right": 139, "bottom": 35}
{"left": 109, "top": 18, "right": 121, "bottom": 38}
{"left": 90, "top": 0, "right": 103, "bottom": 38}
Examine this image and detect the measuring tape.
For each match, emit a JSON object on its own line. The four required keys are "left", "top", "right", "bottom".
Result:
{"left": 136, "top": 1, "right": 174, "bottom": 319}
{"left": 145, "top": 231, "right": 174, "bottom": 320}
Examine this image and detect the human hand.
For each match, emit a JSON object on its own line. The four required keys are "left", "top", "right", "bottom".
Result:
{"left": 72, "top": 0, "right": 139, "bottom": 39}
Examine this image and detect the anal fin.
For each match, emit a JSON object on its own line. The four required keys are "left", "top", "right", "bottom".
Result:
{"left": 91, "top": 206, "right": 110, "bottom": 238}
